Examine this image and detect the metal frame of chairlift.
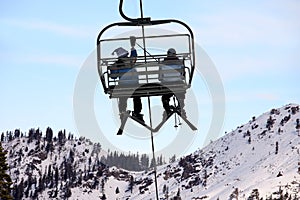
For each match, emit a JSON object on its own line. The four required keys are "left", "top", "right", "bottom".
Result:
{"left": 96, "top": 0, "right": 197, "bottom": 134}
{"left": 96, "top": 1, "right": 197, "bottom": 199}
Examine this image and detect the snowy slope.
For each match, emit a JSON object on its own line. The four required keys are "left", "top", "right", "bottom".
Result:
{"left": 118, "top": 104, "right": 300, "bottom": 199}
{"left": 3, "top": 103, "right": 300, "bottom": 199}
{"left": 3, "top": 133, "right": 107, "bottom": 199}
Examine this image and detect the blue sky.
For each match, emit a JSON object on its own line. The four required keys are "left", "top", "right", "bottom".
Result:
{"left": 1, "top": 1, "right": 299, "bottom": 157}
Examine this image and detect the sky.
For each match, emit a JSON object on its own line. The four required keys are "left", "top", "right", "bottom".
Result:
{"left": 1, "top": 0, "right": 300, "bottom": 158}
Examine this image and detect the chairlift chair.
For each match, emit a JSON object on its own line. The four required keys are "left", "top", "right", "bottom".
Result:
{"left": 96, "top": 0, "right": 197, "bottom": 134}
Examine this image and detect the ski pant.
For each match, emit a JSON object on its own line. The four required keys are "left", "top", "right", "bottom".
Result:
{"left": 162, "top": 91, "right": 186, "bottom": 113}
{"left": 119, "top": 96, "right": 142, "bottom": 114}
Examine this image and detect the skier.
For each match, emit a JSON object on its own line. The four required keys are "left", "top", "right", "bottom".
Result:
{"left": 160, "top": 48, "right": 186, "bottom": 118}
{"left": 111, "top": 44, "right": 144, "bottom": 123}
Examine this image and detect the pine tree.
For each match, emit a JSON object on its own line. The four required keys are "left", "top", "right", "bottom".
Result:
{"left": 266, "top": 116, "right": 274, "bottom": 130}
{"left": 101, "top": 194, "right": 107, "bottom": 200}
{"left": 164, "top": 186, "right": 169, "bottom": 199}
{"left": 202, "top": 169, "right": 207, "bottom": 187}
{"left": 0, "top": 142, "right": 13, "bottom": 200}
{"left": 248, "top": 189, "right": 259, "bottom": 200}
{"left": 54, "top": 167, "right": 59, "bottom": 188}
{"left": 65, "top": 187, "right": 72, "bottom": 198}
{"left": 176, "top": 188, "right": 181, "bottom": 197}
{"left": 58, "top": 130, "right": 64, "bottom": 145}
{"left": 101, "top": 179, "right": 105, "bottom": 193}
{"left": 0, "top": 133, "right": 4, "bottom": 142}
{"left": 229, "top": 188, "right": 239, "bottom": 200}
{"left": 128, "top": 175, "right": 134, "bottom": 193}
{"left": 163, "top": 184, "right": 167, "bottom": 194}
{"left": 115, "top": 187, "right": 120, "bottom": 194}
{"left": 14, "top": 129, "right": 20, "bottom": 138}
{"left": 150, "top": 157, "right": 156, "bottom": 168}
{"left": 169, "top": 154, "right": 176, "bottom": 163}
{"left": 296, "top": 119, "right": 300, "bottom": 136}
{"left": 140, "top": 154, "right": 149, "bottom": 170}
{"left": 45, "top": 127, "right": 53, "bottom": 143}
{"left": 159, "top": 155, "right": 164, "bottom": 166}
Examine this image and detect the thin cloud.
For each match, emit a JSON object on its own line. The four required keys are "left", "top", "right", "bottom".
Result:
{"left": 193, "top": 6, "right": 300, "bottom": 47}
{"left": 213, "top": 55, "right": 281, "bottom": 82}
{"left": 225, "top": 91, "right": 279, "bottom": 103}
{"left": 0, "top": 52, "right": 84, "bottom": 68}
{"left": 256, "top": 93, "right": 279, "bottom": 101}
{"left": 1, "top": 18, "right": 94, "bottom": 39}
{"left": 24, "top": 54, "right": 84, "bottom": 68}
{"left": 192, "top": 3, "right": 300, "bottom": 83}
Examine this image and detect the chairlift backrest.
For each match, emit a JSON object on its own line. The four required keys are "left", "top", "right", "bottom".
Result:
{"left": 97, "top": 33, "right": 194, "bottom": 98}
{"left": 160, "top": 64, "right": 184, "bottom": 82}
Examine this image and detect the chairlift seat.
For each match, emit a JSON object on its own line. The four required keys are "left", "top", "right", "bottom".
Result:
{"left": 105, "top": 55, "right": 189, "bottom": 98}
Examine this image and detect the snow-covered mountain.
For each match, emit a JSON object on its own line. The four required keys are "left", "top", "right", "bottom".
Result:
{"left": 125, "top": 103, "right": 300, "bottom": 200}
{"left": 3, "top": 103, "right": 300, "bottom": 199}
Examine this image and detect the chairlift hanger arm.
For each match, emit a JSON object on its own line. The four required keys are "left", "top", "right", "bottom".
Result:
{"left": 119, "top": 0, "right": 151, "bottom": 23}
{"left": 96, "top": 19, "right": 194, "bottom": 44}
{"left": 118, "top": 0, "right": 193, "bottom": 38}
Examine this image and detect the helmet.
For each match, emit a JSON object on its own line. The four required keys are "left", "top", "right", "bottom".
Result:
{"left": 167, "top": 48, "right": 176, "bottom": 55}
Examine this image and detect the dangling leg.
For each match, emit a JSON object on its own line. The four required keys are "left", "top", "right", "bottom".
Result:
{"left": 132, "top": 97, "right": 144, "bottom": 123}
{"left": 133, "top": 97, "right": 142, "bottom": 114}
{"left": 175, "top": 91, "right": 187, "bottom": 118}
{"left": 162, "top": 93, "right": 173, "bottom": 117}
{"left": 119, "top": 97, "right": 128, "bottom": 121}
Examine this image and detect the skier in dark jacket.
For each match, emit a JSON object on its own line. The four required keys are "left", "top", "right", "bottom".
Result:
{"left": 160, "top": 48, "right": 186, "bottom": 118}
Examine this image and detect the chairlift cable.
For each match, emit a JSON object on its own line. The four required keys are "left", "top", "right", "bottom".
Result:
{"left": 138, "top": 0, "right": 159, "bottom": 198}
{"left": 139, "top": 0, "right": 149, "bottom": 85}
{"left": 147, "top": 97, "right": 159, "bottom": 200}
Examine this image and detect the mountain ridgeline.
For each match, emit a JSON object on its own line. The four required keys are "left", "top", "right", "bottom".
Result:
{"left": 1, "top": 128, "right": 159, "bottom": 199}
{"left": 2, "top": 103, "right": 300, "bottom": 199}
